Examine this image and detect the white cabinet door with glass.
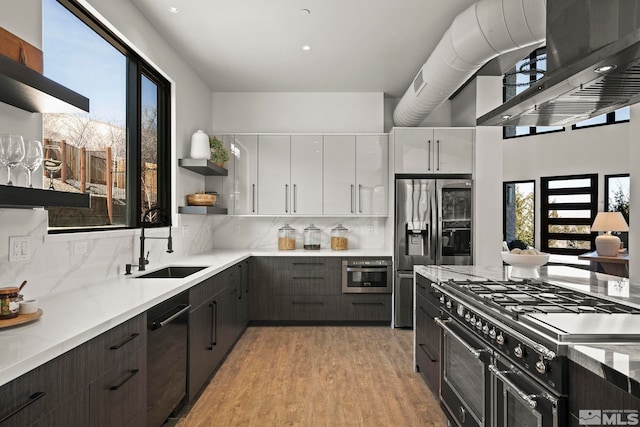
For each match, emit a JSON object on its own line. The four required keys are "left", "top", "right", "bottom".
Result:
{"left": 356, "top": 135, "right": 388, "bottom": 215}
{"left": 257, "top": 135, "right": 291, "bottom": 215}
{"left": 323, "top": 135, "right": 356, "bottom": 215}
{"left": 393, "top": 128, "right": 473, "bottom": 174}
{"left": 232, "top": 135, "right": 258, "bottom": 215}
{"left": 290, "top": 135, "right": 323, "bottom": 215}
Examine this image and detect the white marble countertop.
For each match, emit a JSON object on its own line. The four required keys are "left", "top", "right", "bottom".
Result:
{"left": 0, "top": 247, "right": 391, "bottom": 387}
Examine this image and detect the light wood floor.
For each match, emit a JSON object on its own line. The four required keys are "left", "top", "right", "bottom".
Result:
{"left": 176, "top": 326, "right": 447, "bottom": 427}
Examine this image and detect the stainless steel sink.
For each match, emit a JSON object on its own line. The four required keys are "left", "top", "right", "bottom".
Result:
{"left": 135, "top": 266, "right": 207, "bottom": 279}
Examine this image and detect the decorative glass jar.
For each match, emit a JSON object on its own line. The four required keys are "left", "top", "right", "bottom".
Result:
{"left": 303, "top": 224, "right": 321, "bottom": 250}
{"left": 278, "top": 223, "right": 296, "bottom": 250}
{"left": 330, "top": 224, "right": 349, "bottom": 250}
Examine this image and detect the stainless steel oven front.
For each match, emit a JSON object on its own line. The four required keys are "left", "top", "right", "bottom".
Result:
{"left": 341, "top": 259, "right": 392, "bottom": 293}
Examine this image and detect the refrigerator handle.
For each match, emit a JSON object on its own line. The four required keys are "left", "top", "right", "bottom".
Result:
{"left": 427, "top": 139, "right": 432, "bottom": 171}
{"left": 432, "top": 182, "right": 439, "bottom": 265}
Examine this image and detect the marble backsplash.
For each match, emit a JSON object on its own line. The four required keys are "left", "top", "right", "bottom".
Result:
{"left": 0, "top": 208, "right": 388, "bottom": 300}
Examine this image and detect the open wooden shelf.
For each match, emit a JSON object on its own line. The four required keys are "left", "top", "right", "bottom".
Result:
{"left": 0, "top": 53, "right": 89, "bottom": 113}
{"left": 0, "top": 185, "right": 90, "bottom": 208}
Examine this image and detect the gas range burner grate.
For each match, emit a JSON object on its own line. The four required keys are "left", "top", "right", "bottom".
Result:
{"left": 451, "top": 279, "right": 640, "bottom": 316}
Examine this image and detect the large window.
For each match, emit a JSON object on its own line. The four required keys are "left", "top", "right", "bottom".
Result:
{"left": 605, "top": 173, "right": 630, "bottom": 249}
{"left": 503, "top": 48, "right": 564, "bottom": 139}
{"left": 541, "top": 174, "right": 597, "bottom": 255}
{"left": 42, "top": 0, "right": 170, "bottom": 231}
{"left": 503, "top": 181, "right": 535, "bottom": 248}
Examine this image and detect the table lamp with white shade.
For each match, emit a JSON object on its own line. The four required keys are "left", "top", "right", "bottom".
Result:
{"left": 591, "top": 212, "right": 629, "bottom": 256}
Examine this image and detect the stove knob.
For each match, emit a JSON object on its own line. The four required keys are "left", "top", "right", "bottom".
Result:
{"left": 469, "top": 315, "right": 476, "bottom": 324}
{"left": 514, "top": 344, "right": 524, "bottom": 358}
{"left": 439, "top": 296, "right": 445, "bottom": 305}
{"left": 482, "top": 324, "right": 489, "bottom": 335}
{"left": 496, "top": 333, "right": 505, "bottom": 345}
{"left": 536, "top": 358, "right": 548, "bottom": 374}
{"left": 446, "top": 300, "right": 452, "bottom": 309}
{"left": 464, "top": 313, "right": 471, "bottom": 322}
{"left": 475, "top": 319, "right": 482, "bottom": 330}
{"left": 489, "top": 328, "right": 497, "bottom": 340}
{"left": 456, "top": 304, "right": 465, "bottom": 317}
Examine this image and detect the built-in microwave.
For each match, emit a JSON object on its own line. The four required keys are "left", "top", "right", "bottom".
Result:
{"left": 341, "top": 259, "right": 392, "bottom": 294}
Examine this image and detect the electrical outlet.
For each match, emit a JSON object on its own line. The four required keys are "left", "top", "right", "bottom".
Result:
{"left": 182, "top": 225, "right": 191, "bottom": 238}
{"left": 9, "top": 236, "right": 29, "bottom": 262}
{"left": 367, "top": 225, "right": 374, "bottom": 234}
{"left": 73, "top": 241, "right": 88, "bottom": 255}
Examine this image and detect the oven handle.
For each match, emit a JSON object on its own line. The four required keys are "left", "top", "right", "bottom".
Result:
{"left": 346, "top": 267, "right": 388, "bottom": 273}
{"left": 489, "top": 364, "right": 538, "bottom": 409}
{"left": 431, "top": 282, "right": 556, "bottom": 361}
{"left": 434, "top": 317, "right": 489, "bottom": 359}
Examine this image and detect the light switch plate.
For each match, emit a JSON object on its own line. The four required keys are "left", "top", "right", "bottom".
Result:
{"left": 9, "top": 236, "right": 29, "bottom": 262}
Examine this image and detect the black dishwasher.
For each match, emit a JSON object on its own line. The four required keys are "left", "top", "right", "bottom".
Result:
{"left": 146, "top": 291, "right": 191, "bottom": 427}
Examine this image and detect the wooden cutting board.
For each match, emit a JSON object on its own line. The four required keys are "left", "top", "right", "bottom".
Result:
{"left": 0, "top": 309, "right": 43, "bottom": 329}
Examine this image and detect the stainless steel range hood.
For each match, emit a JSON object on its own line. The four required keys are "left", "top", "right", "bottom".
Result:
{"left": 477, "top": 0, "right": 640, "bottom": 127}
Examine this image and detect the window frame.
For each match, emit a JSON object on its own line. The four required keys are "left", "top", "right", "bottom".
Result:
{"left": 47, "top": 0, "right": 171, "bottom": 233}
{"left": 540, "top": 173, "right": 598, "bottom": 255}
{"left": 503, "top": 180, "right": 536, "bottom": 247}
{"left": 571, "top": 109, "right": 630, "bottom": 130}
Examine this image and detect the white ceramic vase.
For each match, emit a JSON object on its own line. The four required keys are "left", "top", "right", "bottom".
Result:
{"left": 190, "top": 130, "right": 210, "bottom": 159}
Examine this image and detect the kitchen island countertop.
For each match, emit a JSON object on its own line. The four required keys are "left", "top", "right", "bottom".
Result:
{"left": 0, "top": 247, "right": 392, "bottom": 387}
{"left": 416, "top": 264, "right": 640, "bottom": 398}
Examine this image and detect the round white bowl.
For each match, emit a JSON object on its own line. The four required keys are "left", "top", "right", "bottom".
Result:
{"left": 501, "top": 252, "right": 550, "bottom": 279}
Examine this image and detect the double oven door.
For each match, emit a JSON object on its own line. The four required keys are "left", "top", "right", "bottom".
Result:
{"left": 435, "top": 315, "right": 562, "bottom": 427}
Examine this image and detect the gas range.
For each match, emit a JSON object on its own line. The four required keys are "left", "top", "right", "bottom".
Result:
{"left": 430, "top": 277, "right": 640, "bottom": 395}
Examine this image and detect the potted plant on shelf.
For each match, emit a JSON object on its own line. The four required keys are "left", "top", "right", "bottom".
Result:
{"left": 209, "top": 136, "right": 229, "bottom": 168}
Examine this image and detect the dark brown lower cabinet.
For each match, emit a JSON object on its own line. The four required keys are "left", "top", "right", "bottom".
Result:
{"left": 414, "top": 274, "right": 441, "bottom": 396}
{"left": 188, "top": 261, "right": 249, "bottom": 402}
{"left": 567, "top": 360, "right": 640, "bottom": 426}
{"left": 89, "top": 347, "right": 146, "bottom": 427}
{"left": 249, "top": 256, "right": 391, "bottom": 323}
{"left": 0, "top": 314, "right": 146, "bottom": 427}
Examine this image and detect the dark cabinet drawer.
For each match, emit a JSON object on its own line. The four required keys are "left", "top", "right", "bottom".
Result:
{"left": 89, "top": 346, "right": 146, "bottom": 427}
{"left": 277, "top": 257, "right": 340, "bottom": 271}
{"left": 31, "top": 389, "right": 89, "bottom": 427}
{"left": 272, "top": 270, "right": 339, "bottom": 295}
{"left": 416, "top": 274, "right": 433, "bottom": 300}
{"left": 0, "top": 347, "right": 86, "bottom": 427}
{"left": 343, "top": 294, "right": 391, "bottom": 321}
{"left": 85, "top": 314, "right": 146, "bottom": 381}
{"left": 415, "top": 293, "right": 441, "bottom": 395}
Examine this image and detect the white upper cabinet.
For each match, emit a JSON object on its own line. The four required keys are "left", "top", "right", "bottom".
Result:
{"left": 290, "top": 135, "right": 323, "bottom": 215}
{"left": 393, "top": 128, "right": 473, "bottom": 174}
{"left": 257, "top": 135, "right": 291, "bottom": 215}
{"left": 232, "top": 135, "right": 258, "bottom": 215}
{"left": 356, "top": 135, "right": 388, "bottom": 215}
{"left": 323, "top": 135, "right": 356, "bottom": 215}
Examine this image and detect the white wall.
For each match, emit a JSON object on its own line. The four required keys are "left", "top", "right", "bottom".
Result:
{"left": 211, "top": 92, "right": 384, "bottom": 133}
{"left": 628, "top": 104, "right": 640, "bottom": 281}
{"left": 503, "top": 115, "right": 630, "bottom": 256}
{"left": 473, "top": 77, "right": 504, "bottom": 265}
{"left": 0, "top": 0, "right": 216, "bottom": 299}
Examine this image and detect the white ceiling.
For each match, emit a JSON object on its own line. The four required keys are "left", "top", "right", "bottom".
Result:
{"left": 130, "top": 0, "right": 476, "bottom": 97}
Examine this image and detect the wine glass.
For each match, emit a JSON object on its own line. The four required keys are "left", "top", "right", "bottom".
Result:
{"left": 43, "top": 144, "right": 63, "bottom": 190}
{"left": 0, "top": 134, "right": 25, "bottom": 185}
{"left": 22, "top": 140, "right": 44, "bottom": 188}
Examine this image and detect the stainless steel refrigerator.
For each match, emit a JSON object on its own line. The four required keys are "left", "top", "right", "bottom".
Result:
{"left": 394, "top": 177, "right": 473, "bottom": 327}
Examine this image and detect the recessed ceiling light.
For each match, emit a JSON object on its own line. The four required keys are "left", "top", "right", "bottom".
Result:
{"left": 594, "top": 64, "right": 616, "bottom": 74}
{"left": 302, "top": 45, "right": 311, "bottom": 51}
{"left": 169, "top": 7, "right": 179, "bottom": 13}
{"left": 501, "top": 114, "right": 512, "bottom": 120}
{"left": 300, "top": 9, "right": 311, "bottom": 16}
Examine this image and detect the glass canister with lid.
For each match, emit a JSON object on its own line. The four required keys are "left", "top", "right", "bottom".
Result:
{"left": 303, "top": 224, "right": 321, "bottom": 250}
{"left": 330, "top": 224, "right": 349, "bottom": 250}
{"left": 278, "top": 223, "right": 296, "bottom": 250}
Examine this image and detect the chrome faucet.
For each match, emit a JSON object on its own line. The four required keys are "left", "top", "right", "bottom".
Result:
{"left": 125, "top": 207, "right": 173, "bottom": 275}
